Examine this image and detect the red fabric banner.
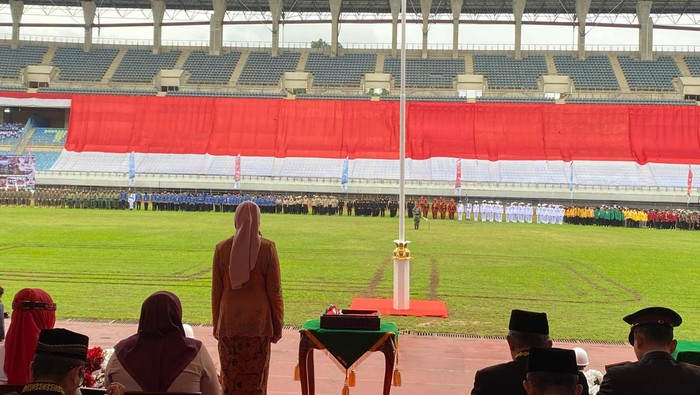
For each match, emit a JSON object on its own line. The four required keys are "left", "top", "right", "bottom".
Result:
{"left": 46, "top": 94, "right": 700, "bottom": 164}
{"left": 688, "top": 166, "right": 694, "bottom": 197}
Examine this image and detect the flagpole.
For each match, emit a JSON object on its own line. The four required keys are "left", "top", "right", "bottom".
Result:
{"left": 392, "top": 0, "right": 410, "bottom": 311}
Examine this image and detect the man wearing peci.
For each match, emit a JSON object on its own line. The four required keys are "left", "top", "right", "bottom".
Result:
{"left": 472, "top": 309, "right": 589, "bottom": 395}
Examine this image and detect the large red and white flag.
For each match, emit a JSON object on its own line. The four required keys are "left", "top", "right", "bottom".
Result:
{"left": 688, "top": 165, "right": 693, "bottom": 197}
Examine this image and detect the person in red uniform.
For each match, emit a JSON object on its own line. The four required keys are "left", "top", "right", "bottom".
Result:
{"left": 439, "top": 197, "right": 447, "bottom": 219}
{"left": 431, "top": 198, "right": 439, "bottom": 219}
{"left": 420, "top": 196, "right": 429, "bottom": 218}
{"left": 448, "top": 198, "right": 456, "bottom": 220}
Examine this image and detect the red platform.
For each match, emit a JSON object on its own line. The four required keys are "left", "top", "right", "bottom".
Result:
{"left": 350, "top": 298, "right": 448, "bottom": 318}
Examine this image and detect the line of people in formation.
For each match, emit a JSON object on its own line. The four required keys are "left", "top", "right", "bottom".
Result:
{"left": 3, "top": 286, "right": 698, "bottom": 395}
{"left": 2, "top": 188, "right": 700, "bottom": 231}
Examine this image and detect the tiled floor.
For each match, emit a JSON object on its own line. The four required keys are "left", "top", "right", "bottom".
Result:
{"left": 55, "top": 320, "right": 634, "bottom": 394}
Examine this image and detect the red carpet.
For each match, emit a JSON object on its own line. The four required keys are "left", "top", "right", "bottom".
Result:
{"left": 350, "top": 298, "right": 448, "bottom": 318}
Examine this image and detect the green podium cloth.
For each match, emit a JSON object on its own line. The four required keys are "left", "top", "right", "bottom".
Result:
{"left": 673, "top": 340, "right": 700, "bottom": 366}
{"left": 301, "top": 319, "right": 399, "bottom": 369}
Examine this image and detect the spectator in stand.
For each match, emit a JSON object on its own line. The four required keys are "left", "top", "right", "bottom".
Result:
{"left": 2, "top": 288, "right": 57, "bottom": 385}
{"left": 106, "top": 291, "right": 220, "bottom": 395}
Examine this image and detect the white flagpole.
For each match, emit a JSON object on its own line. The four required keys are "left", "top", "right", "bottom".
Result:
{"left": 393, "top": 0, "right": 411, "bottom": 311}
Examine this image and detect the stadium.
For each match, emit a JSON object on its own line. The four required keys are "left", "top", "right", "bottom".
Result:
{"left": 2, "top": 1, "right": 700, "bottom": 394}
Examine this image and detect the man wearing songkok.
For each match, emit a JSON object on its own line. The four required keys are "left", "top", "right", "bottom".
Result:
{"left": 598, "top": 306, "right": 700, "bottom": 395}
{"left": 472, "top": 309, "right": 588, "bottom": 395}
{"left": 524, "top": 347, "right": 583, "bottom": 395}
{"left": 13, "top": 328, "right": 124, "bottom": 395}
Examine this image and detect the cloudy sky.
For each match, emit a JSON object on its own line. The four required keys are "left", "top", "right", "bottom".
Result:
{"left": 1, "top": 5, "right": 700, "bottom": 49}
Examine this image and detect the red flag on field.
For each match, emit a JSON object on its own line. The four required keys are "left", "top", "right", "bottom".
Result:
{"left": 688, "top": 165, "right": 693, "bottom": 197}
{"left": 455, "top": 159, "right": 462, "bottom": 189}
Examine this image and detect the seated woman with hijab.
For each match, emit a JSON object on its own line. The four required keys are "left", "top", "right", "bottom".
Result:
{"left": 105, "top": 291, "right": 220, "bottom": 395}
{"left": 1, "top": 288, "right": 57, "bottom": 385}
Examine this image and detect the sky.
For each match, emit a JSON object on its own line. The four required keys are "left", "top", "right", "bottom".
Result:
{"left": 1, "top": 5, "right": 700, "bottom": 50}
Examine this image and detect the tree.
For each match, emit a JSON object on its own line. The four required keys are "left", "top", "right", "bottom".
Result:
{"left": 310, "top": 38, "right": 331, "bottom": 49}
{"left": 310, "top": 38, "right": 342, "bottom": 49}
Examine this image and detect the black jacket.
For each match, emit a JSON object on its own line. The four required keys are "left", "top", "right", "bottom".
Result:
{"left": 472, "top": 354, "right": 590, "bottom": 395}
{"left": 598, "top": 351, "right": 700, "bottom": 395}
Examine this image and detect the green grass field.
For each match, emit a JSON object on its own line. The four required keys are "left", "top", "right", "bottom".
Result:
{"left": 1, "top": 207, "right": 698, "bottom": 342}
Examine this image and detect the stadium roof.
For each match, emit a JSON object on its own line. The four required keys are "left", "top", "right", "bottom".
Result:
{"left": 19, "top": 0, "right": 700, "bottom": 16}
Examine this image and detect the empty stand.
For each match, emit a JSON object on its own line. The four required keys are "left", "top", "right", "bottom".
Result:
{"left": 684, "top": 56, "right": 700, "bottom": 76}
{"left": 111, "top": 49, "right": 181, "bottom": 83}
{"left": 572, "top": 161, "right": 649, "bottom": 186}
{"left": 617, "top": 56, "right": 679, "bottom": 91}
{"left": 51, "top": 47, "right": 118, "bottom": 81}
{"left": 566, "top": 97, "right": 696, "bottom": 106}
{"left": 39, "top": 87, "right": 156, "bottom": 95}
{"left": 28, "top": 128, "right": 68, "bottom": 147}
{"left": 30, "top": 151, "right": 61, "bottom": 170}
{"left": 278, "top": 158, "right": 340, "bottom": 178}
{"left": 0, "top": 45, "right": 47, "bottom": 78}
{"left": 648, "top": 163, "right": 696, "bottom": 188}
{"left": 476, "top": 97, "right": 554, "bottom": 103}
{"left": 167, "top": 90, "right": 283, "bottom": 98}
{"left": 183, "top": 51, "right": 241, "bottom": 84}
{"left": 553, "top": 56, "right": 619, "bottom": 90}
{"left": 305, "top": 53, "right": 376, "bottom": 87}
{"left": 472, "top": 55, "right": 547, "bottom": 89}
{"left": 384, "top": 57, "right": 464, "bottom": 88}
{"left": 238, "top": 52, "right": 300, "bottom": 86}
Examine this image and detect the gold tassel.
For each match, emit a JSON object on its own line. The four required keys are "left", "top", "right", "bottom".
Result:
{"left": 348, "top": 368, "right": 356, "bottom": 387}
{"left": 393, "top": 368, "right": 402, "bottom": 387}
{"left": 341, "top": 370, "right": 350, "bottom": 395}
{"left": 293, "top": 364, "right": 300, "bottom": 381}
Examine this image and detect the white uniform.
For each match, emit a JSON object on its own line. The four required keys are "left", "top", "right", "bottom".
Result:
{"left": 457, "top": 202, "right": 465, "bottom": 221}
{"left": 465, "top": 202, "right": 472, "bottom": 220}
{"left": 128, "top": 193, "right": 136, "bottom": 210}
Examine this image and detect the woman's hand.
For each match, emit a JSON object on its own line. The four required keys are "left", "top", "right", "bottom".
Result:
{"left": 105, "top": 382, "right": 126, "bottom": 395}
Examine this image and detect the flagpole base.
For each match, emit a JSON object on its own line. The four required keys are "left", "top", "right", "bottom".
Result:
{"left": 392, "top": 240, "right": 411, "bottom": 310}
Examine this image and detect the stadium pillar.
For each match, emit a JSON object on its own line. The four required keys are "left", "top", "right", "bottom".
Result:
{"left": 329, "top": 0, "right": 342, "bottom": 57}
{"left": 269, "top": 0, "right": 283, "bottom": 56}
{"left": 81, "top": 1, "right": 96, "bottom": 52}
{"left": 9, "top": 0, "right": 23, "bottom": 50}
{"left": 419, "top": 0, "right": 432, "bottom": 59}
{"left": 637, "top": 1, "right": 653, "bottom": 61}
{"left": 210, "top": 0, "right": 226, "bottom": 56}
{"left": 151, "top": 0, "right": 166, "bottom": 55}
{"left": 451, "top": 0, "right": 463, "bottom": 59}
{"left": 512, "top": 0, "right": 526, "bottom": 60}
{"left": 390, "top": 0, "right": 400, "bottom": 57}
{"left": 575, "top": 0, "right": 591, "bottom": 60}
